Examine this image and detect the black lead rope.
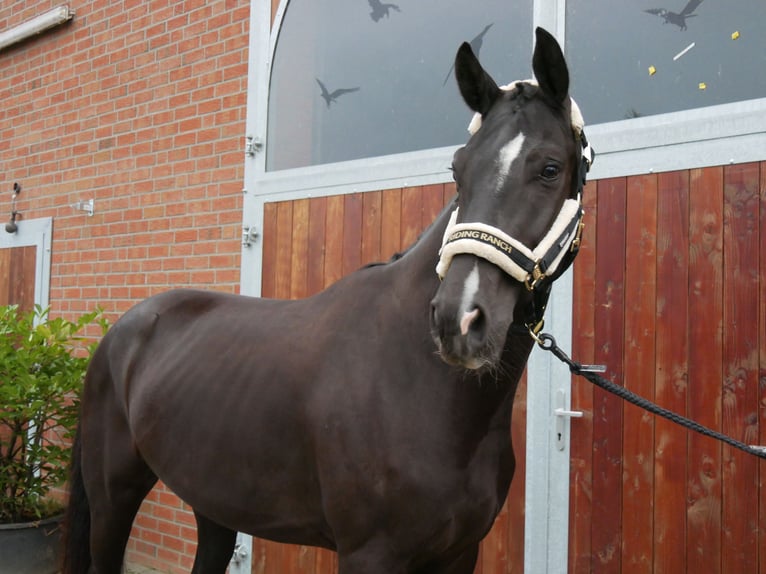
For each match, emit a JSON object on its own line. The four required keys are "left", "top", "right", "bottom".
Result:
{"left": 533, "top": 332, "right": 766, "bottom": 461}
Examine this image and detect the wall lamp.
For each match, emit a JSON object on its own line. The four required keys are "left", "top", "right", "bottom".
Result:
{"left": 0, "top": 5, "right": 74, "bottom": 52}
{"left": 5, "top": 183, "right": 21, "bottom": 234}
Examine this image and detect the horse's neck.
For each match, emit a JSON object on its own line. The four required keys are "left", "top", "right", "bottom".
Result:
{"left": 392, "top": 199, "right": 456, "bottom": 287}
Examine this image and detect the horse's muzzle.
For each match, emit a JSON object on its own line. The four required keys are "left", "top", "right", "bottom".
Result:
{"left": 430, "top": 299, "right": 493, "bottom": 370}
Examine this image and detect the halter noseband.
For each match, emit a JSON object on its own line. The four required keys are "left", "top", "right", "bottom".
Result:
{"left": 436, "top": 129, "right": 594, "bottom": 335}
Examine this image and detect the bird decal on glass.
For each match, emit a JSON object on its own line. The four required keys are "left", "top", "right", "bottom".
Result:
{"left": 644, "top": 0, "right": 703, "bottom": 31}
{"left": 368, "top": 0, "right": 401, "bottom": 23}
{"left": 316, "top": 78, "right": 361, "bottom": 108}
{"left": 442, "top": 23, "right": 493, "bottom": 86}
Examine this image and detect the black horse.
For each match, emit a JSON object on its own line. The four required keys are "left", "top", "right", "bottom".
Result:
{"left": 62, "top": 27, "right": 591, "bottom": 574}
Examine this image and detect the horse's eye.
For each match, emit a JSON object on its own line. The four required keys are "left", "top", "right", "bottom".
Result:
{"left": 541, "top": 164, "right": 560, "bottom": 180}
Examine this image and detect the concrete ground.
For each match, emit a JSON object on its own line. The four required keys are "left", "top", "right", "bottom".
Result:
{"left": 124, "top": 565, "right": 166, "bottom": 574}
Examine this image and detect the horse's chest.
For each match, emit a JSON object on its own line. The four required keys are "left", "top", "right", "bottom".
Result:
{"left": 324, "top": 442, "right": 511, "bottom": 554}
{"left": 439, "top": 463, "right": 510, "bottom": 535}
{"left": 387, "top": 466, "right": 508, "bottom": 563}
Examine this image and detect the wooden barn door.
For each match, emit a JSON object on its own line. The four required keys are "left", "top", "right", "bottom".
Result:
{"left": 569, "top": 162, "right": 766, "bottom": 574}
{"left": 0, "top": 245, "right": 36, "bottom": 310}
{"left": 255, "top": 183, "right": 529, "bottom": 573}
{"left": 0, "top": 217, "right": 52, "bottom": 312}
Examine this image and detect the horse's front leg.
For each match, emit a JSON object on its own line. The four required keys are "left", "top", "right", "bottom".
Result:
{"left": 337, "top": 538, "right": 410, "bottom": 574}
{"left": 337, "top": 542, "right": 480, "bottom": 574}
{"left": 190, "top": 511, "right": 237, "bottom": 574}
{"left": 424, "top": 543, "right": 480, "bottom": 574}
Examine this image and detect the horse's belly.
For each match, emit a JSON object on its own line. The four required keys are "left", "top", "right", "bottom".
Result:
{"left": 137, "top": 425, "right": 332, "bottom": 544}
{"left": 127, "top": 365, "right": 329, "bottom": 541}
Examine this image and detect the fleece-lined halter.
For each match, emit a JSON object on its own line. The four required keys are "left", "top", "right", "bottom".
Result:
{"left": 436, "top": 81, "right": 594, "bottom": 333}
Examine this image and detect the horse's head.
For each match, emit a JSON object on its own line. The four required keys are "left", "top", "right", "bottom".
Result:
{"left": 430, "top": 27, "right": 592, "bottom": 371}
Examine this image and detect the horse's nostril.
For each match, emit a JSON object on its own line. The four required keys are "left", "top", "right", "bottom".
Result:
{"left": 462, "top": 306, "right": 487, "bottom": 346}
{"left": 460, "top": 308, "right": 481, "bottom": 336}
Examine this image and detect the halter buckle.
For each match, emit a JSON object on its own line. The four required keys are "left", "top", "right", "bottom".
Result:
{"left": 524, "top": 264, "right": 545, "bottom": 291}
{"left": 570, "top": 220, "right": 585, "bottom": 253}
{"left": 526, "top": 318, "right": 545, "bottom": 342}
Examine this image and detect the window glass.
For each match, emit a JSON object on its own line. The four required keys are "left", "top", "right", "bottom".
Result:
{"left": 566, "top": 0, "right": 766, "bottom": 125}
{"left": 267, "top": 0, "right": 533, "bottom": 171}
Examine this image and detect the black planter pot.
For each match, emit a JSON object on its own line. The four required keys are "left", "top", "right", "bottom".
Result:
{"left": 0, "top": 514, "right": 63, "bottom": 574}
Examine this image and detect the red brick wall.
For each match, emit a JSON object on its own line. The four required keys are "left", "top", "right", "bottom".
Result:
{"left": 0, "top": 1, "right": 249, "bottom": 571}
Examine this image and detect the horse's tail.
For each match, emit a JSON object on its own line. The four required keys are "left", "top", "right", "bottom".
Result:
{"left": 60, "top": 426, "right": 91, "bottom": 574}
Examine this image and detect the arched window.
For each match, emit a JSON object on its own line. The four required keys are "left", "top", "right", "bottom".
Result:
{"left": 266, "top": 0, "right": 533, "bottom": 171}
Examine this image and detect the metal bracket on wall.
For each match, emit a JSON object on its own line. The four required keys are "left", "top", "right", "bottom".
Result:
{"left": 70, "top": 198, "right": 94, "bottom": 216}
{"left": 242, "top": 225, "right": 259, "bottom": 247}
{"left": 245, "top": 136, "right": 262, "bottom": 157}
{"left": 231, "top": 542, "right": 248, "bottom": 564}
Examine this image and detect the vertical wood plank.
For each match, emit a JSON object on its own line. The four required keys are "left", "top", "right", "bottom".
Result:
{"left": 256, "top": 540, "right": 285, "bottom": 574}
{"left": 569, "top": 179, "right": 597, "bottom": 574}
{"left": 475, "top": 542, "right": 484, "bottom": 574}
{"left": 9, "top": 247, "right": 24, "bottom": 307}
{"left": 422, "top": 184, "right": 445, "bottom": 229}
{"left": 314, "top": 548, "right": 338, "bottom": 574}
{"left": 687, "top": 166, "right": 723, "bottom": 572}
{"left": 307, "top": 197, "right": 328, "bottom": 297}
{"left": 361, "top": 190, "right": 382, "bottom": 265}
{"left": 444, "top": 182, "right": 457, "bottom": 207}
{"left": 591, "top": 177, "right": 626, "bottom": 574}
{"left": 251, "top": 537, "right": 267, "bottom": 574}
{"left": 295, "top": 545, "right": 316, "bottom": 573}
{"left": 277, "top": 543, "right": 315, "bottom": 574}
{"left": 19, "top": 246, "right": 36, "bottom": 312}
{"left": 286, "top": 197, "right": 314, "bottom": 571}
{"left": 275, "top": 201, "right": 294, "bottom": 299}
{"left": 279, "top": 541, "right": 313, "bottom": 574}
{"left": 481, "top": 502, "right": 510, "bottom": 574}
{"left": 622, "top": 174, "right": 657, "bottom": 574}
{"left": 401, "top": 186, "right": 423, "bottom": 250}
{"left": 760, "top": 161, "right": 766, "bottom": 574}
{"left": 324, "top": 195, "right": 344, "bottom": 288}
{"left": 342, "top": 193, "right": 363, "bottom": 277}
{"left": 721, "top": 162, "right": 760, "bottom": 574}
{"left": 290, "top": 198, "right": 310, "bottom": 300}
{"left": 0, "top": 247, "right": 36, "bottom": 310}
{"left": 654, "top": 170, "right": 689, "bottom": 574}
{"left": 0, "top": 248, "right": 10, "bottom": 305}
{"left": 381, "top": 188, "right": 402, "bottom": 259}
{"left": 261, "top": 202, "right": 279, "bottom": 298}
{"left": 506, "top": 372, "right": 527, "bottom": 574}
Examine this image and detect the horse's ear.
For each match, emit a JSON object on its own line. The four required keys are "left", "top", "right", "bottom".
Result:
{"left": 532, "top": 27, "right": 569, "bottom": 106}
{"left": 455, "top": 42, "right": 500, "bottom": 116}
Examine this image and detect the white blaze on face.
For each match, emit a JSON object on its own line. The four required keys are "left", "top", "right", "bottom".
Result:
{"left": 496, "top": 133, "right": 525, "bottom": 189}
{"left": 459, "top": 262, "right": 480, "bottom": 336}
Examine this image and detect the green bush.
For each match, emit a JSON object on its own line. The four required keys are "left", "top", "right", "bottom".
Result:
{"left": 0, "top": 305, "right": 107, "bottom": 523}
